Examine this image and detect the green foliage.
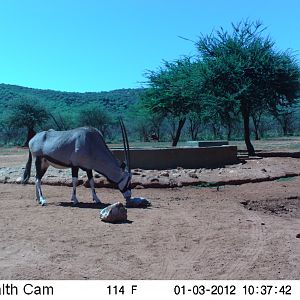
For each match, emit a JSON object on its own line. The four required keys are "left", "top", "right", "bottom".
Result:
{"left": 47, "top": 111, "right": 76, "bottom": 131}
{"left": 0, "top": 83, "right": 142, "bottom": 119}
{"left": 77, "top": 105, "right": 113, "bottom": 139}
{"left": 196, "top": 20, "right": 300, "bottom": 154}
{"left": 127, "top": 101, "right": 165, "bottom": 141}
{"left": 143, "top": 57, "right": 205, "bottom": 145}
{"left": 0, "top": 83, "right": 143, "bottom": 144}
{"left": 144, "top": 57, "right": 202, "bottom": 117}
{"left": 7, "top": 98, "right": 49, "bottom": 130}
{"left": 198, "top": 21, "right": 275, "bottom": 105}
{"left": 1, "top": 20, "right": 300, "bottom": 147}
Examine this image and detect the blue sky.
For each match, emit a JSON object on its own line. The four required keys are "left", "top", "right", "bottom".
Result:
{"left": 0, "top": 0, "right": 299, "bottom": 92}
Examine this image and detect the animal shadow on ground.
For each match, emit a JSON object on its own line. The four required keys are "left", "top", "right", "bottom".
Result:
{"left": 103, "top": 220, "right": 133, "bottom": 224}
{"left": 58, "top": 202, "right": 110, "bottom": 209}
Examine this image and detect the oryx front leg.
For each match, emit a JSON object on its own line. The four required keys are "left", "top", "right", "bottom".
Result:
{"left": 35, "top": 178, "right": 47, "bottom": 206}
{"left": 35, "top": 157, "right": 48, "bottom": 206}
{"left": 87, "top": 170, "right": 101, "bottom": 203}
{"left": 71, "top": 167, "right": 80, "bottom": 205}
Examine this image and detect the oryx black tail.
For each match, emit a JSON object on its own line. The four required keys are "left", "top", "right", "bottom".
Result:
{"left": 22, "top": 150, "right": 32, "bottom": 184}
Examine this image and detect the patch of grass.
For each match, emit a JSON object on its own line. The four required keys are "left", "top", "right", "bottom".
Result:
{"left": 0, "top": 147, "right": 27, "bottom": 155}
{"left": 193, "top": 182, "right": 219, "bottom": 188}
{"left": 275, "top": 176, "right": 296, "bottom": 182}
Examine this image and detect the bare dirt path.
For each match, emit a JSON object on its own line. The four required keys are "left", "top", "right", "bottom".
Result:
{"left": 0, "top": 147, "right": 299, "bottom": 279}
{"left": 0, "top": 177, "right": 299, "bottom": 280}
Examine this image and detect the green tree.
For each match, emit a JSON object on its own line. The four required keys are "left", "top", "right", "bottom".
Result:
{"left": 143, "top": 57, "right": 204, "bottom": 146}
{"left": 197, "top": 20, "right": 300, "bottom": 154}
{"left": 77, "top": 105, "right": 113, "bottom": 139}
{"left": 128, "top": 101, "right": 165, "bottom": 142}
{"left": 187, "top": 111, "right": 202, "bottom": 140}
{"left": 130, "top": 106, "right": 151, "bottom": 142}
{"left": 7, "top": 99, "right": 49, "bottom": 146}
{"left": 250, "top": 102, "right": 268, "bottom": 140}
{"left": 202, "top": 94, "right": 239, "bottom": 140}
{"left": 271, "top": 106, "right": 296, "bottom": 136}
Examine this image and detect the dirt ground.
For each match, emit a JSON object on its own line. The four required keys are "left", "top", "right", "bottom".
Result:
{"left": 0, "top": 150, "right": 300, "bottom": 280}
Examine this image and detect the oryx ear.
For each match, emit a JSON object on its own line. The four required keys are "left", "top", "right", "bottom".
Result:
{"left": 120, "top": 161, "right": 126, "bottom": 170}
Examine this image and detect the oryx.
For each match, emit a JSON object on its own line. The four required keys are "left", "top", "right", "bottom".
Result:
{"left": 22, "top": 120, "right": 143, "bottom": 207}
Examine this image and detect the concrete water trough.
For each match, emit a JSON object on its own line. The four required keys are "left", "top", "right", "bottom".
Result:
{"left": 186, "top": 140, "right": 229, "bottom": 147}
{"left": 111, "top": 145, "right": 238, "bottom": 170}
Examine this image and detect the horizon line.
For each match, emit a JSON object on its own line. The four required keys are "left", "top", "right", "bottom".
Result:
{"left": 0, "top": 82, "right": 147, "bottom": 94}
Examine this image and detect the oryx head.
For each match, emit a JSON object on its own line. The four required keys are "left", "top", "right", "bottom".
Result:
{"left": 118, "top": 118, "right": 132, "bottom": 200}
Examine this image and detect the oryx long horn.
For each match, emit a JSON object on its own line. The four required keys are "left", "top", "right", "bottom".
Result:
{"left": 121, "top": 118, "right": 131, "bottom": 172}
{"left": 119, "top": 118, "right": 131, "bottom": 172}
{"left": 119, "top": 118, "right": 127, "bottom": 162}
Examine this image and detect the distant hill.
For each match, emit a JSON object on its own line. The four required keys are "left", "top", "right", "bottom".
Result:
{"left": 0, "top": 83, "right": 143, "bottom": 119}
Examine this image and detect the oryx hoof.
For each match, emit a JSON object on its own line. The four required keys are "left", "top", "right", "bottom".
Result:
{"left": 71, "top": 197, "right": 80, "bottom": 206}
{"left": 93, "top": 197, "right": 101, "bottom": 204}
{"left": 39, "top": 198, "right": 47, "bottom": 206}
{"left": 126, "top": 197, "right": 151, "bottom": 208}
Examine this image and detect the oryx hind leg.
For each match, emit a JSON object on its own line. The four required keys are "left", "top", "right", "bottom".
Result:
{"left": 87, "top": 170, "right": 101, "bottom": 203}
{"left": 71, "top": 167, "right": 80, "bottom": 205}
{"left": 35, "top": 157, "right": 49, "bottom": 206}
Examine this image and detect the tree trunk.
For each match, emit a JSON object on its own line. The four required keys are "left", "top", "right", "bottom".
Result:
{"left": 156, "top": 128, "right": 160, "bottom": 141}
{"left": 227, "top": 126, "right": 232, "bottom": 140}
{"left": 282, "top": 118, "right": 290, "bottom": 136}
{"left": 282, "top": 123, "right": 288, "bottom": 136}
{"left": 192, "top": 129, "right": 198, "bottom": 141}
{"left": 172, "top": 118, "right": 186, "bottom": 147}
{"left": 251, "top": 115, "right": 260, "bottom": 140}
{"left": 190, "top": 124, "right": 198, "bottom": 141}
{"left": 242, "top": 110, "right": 256, "bottom": 156}
{"left": 188, "top": 118, "right": 200, "bottom": 141}
{"left": 143, "top": 130, "right": 150, "bottom": 142}
{"left": 254, "top": 128, "right": 260, "bottom": 140}
{"left": 23, "top": 127, "right": 36, "bottom": 147}
{"left": 212, "top": 124, "right": 217, "bottom": 139}
{"left": 252, "top": 117, "right": 260, "bottom": 140}
{"left": 225, "top": 121, "right": 232, "bottom": 140}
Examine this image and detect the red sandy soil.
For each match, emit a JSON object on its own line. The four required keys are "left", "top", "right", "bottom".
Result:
{"left": 0, "top": 150, "right": 299, "bottom": 280}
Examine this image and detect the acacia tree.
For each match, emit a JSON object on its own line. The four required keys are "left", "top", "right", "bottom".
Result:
{"left": 251, "top": 109, "right": 264, "bottom": 140}
{"left": 143, "top": 57, "right": 204, "bottom": 146}
{"left": 187, "top": 111, "right": 202, "bottom": 140}
{"left": 202, "top": 93, "right": 239, "bottom": 140}
{"left": 271, "top": 106, "right": 296, "bottom": 136}
{"left": 77, "top": 105, "right": 113, "bottom": 140}
{"left": 268, "top": 51, "right": 300, "bottom": 135}
{"left": 197, "top": 20, "right": 300, "bottom": 155}
{"left": 128, "top": 103, "right": 165, "bottom": 142}
{"left": 7, "top": 99, "right": 49, "bottom": 146}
